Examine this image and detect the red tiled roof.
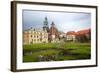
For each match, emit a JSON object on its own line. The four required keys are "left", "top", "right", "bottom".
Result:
{"left": 76, "top": 29, "right": 91, "bottom": 36}
{"left": 66, "top": 31, "right": 76, "bottom": 35}
{"left": 66, "top": 29, "right": 91, "bottom": 36}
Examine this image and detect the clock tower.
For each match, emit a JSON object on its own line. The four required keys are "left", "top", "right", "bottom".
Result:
{"left": 43, "top": 17, "right": 49, "bottom": 32}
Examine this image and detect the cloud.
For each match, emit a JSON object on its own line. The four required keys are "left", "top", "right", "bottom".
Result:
{"left": 23, "top": 10, "right": 91, "bottom": 32}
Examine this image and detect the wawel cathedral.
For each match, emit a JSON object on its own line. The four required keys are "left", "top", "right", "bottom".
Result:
{"left": 23, "top": 17, "right": 62, "bottom": 44}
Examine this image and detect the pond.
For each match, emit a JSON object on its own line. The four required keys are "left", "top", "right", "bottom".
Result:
{"left": 23, "top": 48, "right": 90, "bottom": 62}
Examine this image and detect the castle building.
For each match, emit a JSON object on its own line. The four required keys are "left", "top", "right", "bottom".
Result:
{"left": 23, "top": 28, "right": 48, "bottom": 44}
{"left": 66, "top": 31, "right": 76, "bottom": 42}
{"left": 66, "top": 29, "right": 91, "bottom": 42}
{"left": 76, "top": 29, "right": 91, "bottom": 42}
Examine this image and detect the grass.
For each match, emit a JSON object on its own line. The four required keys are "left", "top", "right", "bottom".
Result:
{"left": 23, "top": 42, "right": 91, "bottom": 62}
{"left": 23, "top": 43, "right": 59, "bottom": 51}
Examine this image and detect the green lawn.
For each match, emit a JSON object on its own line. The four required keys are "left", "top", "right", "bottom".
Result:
{"left": 23, "top": 42, "right": 91, "bottom": 62}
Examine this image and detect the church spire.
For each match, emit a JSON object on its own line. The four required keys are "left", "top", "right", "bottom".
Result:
{"left": 51, "top": 21, "right": 55, "bottom": 27}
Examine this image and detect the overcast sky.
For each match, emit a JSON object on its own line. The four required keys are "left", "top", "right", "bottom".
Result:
{"left": 23, "top": 10, "right": 91, "bottom": 33}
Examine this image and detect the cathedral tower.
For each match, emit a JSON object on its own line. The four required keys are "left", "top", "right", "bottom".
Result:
{"left": 49, "top": 21, "right": 59, "bottom": 42}
{"left": 43, "top": 17, "right": 49, "bottom": 32}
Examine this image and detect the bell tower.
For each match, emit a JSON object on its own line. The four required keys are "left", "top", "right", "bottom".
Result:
{"left": 43, "top": 17, "right": 49, "bottom": 32}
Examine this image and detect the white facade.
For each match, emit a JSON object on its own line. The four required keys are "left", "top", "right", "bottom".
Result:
{"left": 66, "top": 35, "right": 76, "bottom": 41}
{"left": 23, "top": 29, "right": 48, "bottom": 44}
